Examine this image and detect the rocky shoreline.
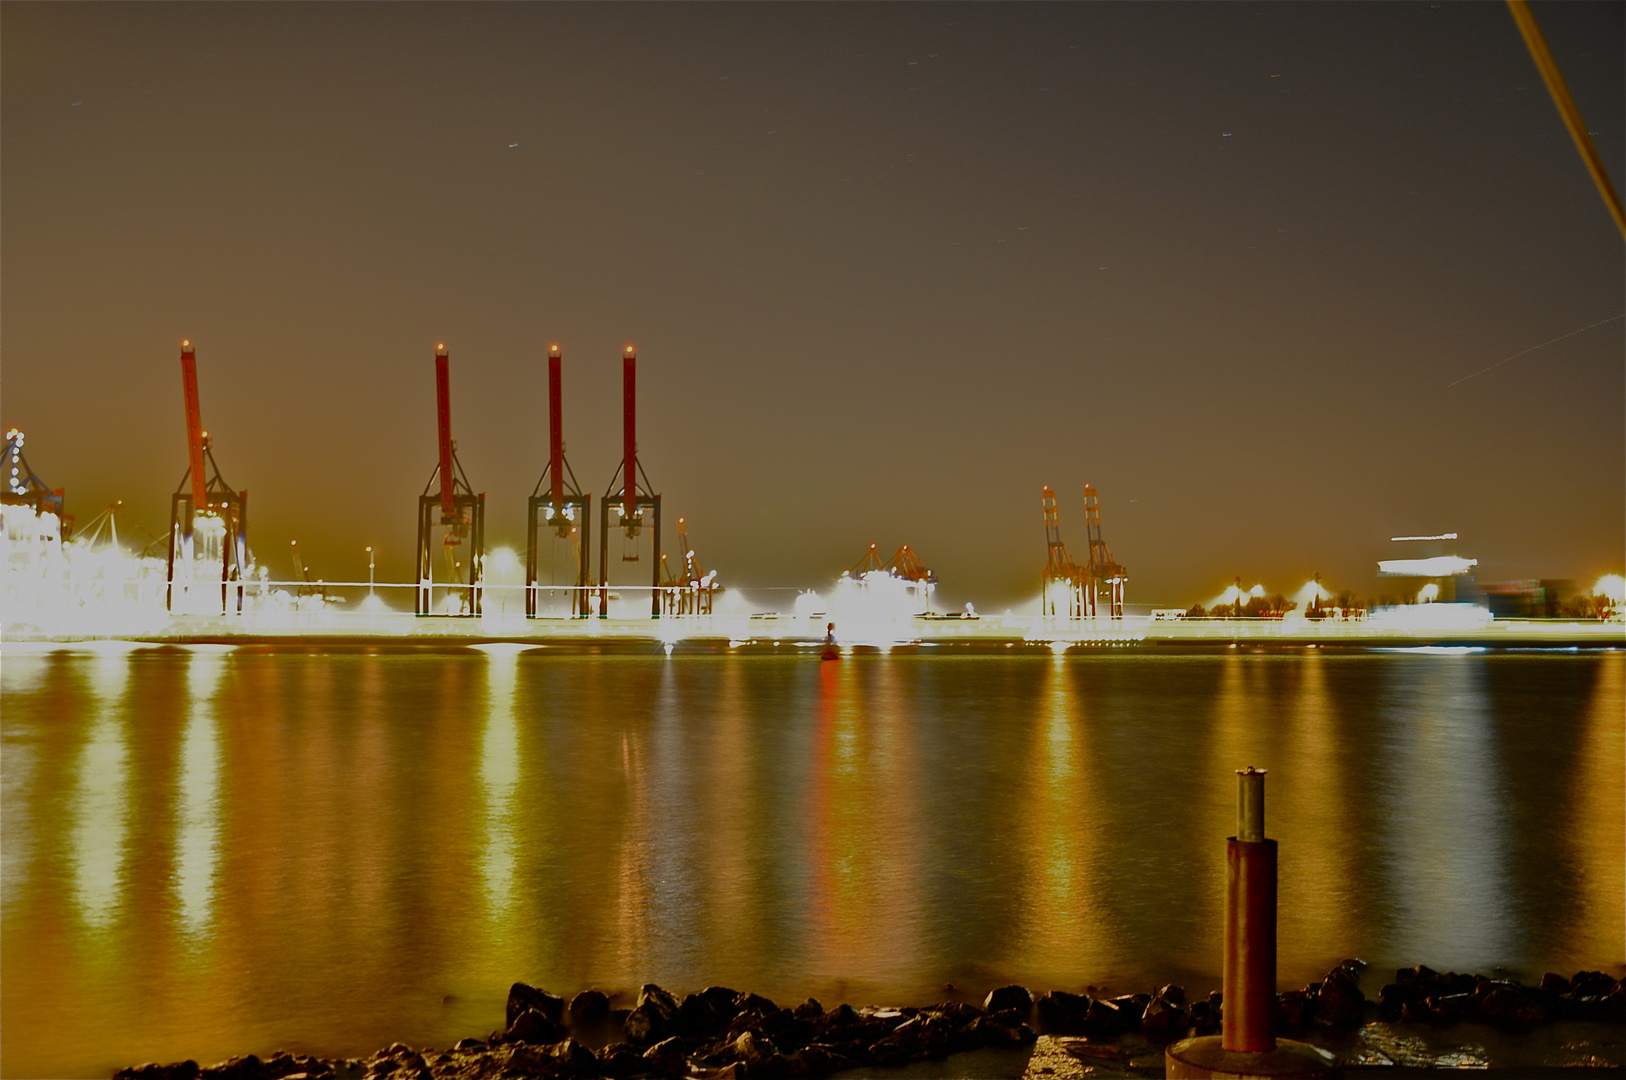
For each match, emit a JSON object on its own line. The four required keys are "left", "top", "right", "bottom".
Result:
{"left": 114, "top": 965, "right": 1626, "bottom": 1080}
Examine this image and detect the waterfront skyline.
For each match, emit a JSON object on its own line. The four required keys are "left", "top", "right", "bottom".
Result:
{"left": 3, "top": 3, "right": 1622, "bottom": 609}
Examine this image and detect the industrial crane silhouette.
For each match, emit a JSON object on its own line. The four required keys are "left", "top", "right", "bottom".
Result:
{"left": 415, "top": 343, "right": 485, "bottom": 616}
{"left": 166, "top": 340, "right": 249, "bottom": 614}
{"left": 526, "top": 343, "right": 592, "bottom": 617}
{"left": 1083, "top": 483, "right": 1127, "bottom": 618}
{"left": 1041, "top": 485, "right": 1085, "bottom": 618}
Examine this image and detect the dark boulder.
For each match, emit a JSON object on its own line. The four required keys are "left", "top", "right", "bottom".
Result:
{"left": 546, "top": 1038, "right": 600, "bottom": 1077}
{"left": 507, "top": 983, "right": 565, "bottom": 1028}
{"left": 985, "top": 1006, "right": 1029, "bottom": 1029}
{"left": 116, "top": 1064, "right": 202, "bottom": 1080}
{"left": 1395, "top": 964, "right": 1440, "bottom": 989}
{"left": 1084, "top": 997, "right": 1127, "bottom": 1039}
{"left": 641, "top": 1037, "right": 688, "bottom": 1076}
{"left": 637, "top": 984, "right": 681, "bottom": 1024}
{"left": 1035, "top": 990, "right": 1090, "bottom": 1034}
{"left": 822, "top": 1003, "right": 861, "bottom": 1028}
{"left": 507, "top": 1008, "right": 569, "bottom": 1045}
{"left": 1539, "top": 972, "right": 1571, "bottom": 995}
{"left": 1275, "top": 989, "right": 1316, "bottom": 1030}
{"left": 1478, "top": 985, "right": 1547, "bottom": 1025}
{"left": 623, "top": 1001, "right": 674, "bottom": 1047}
{"left": 1139, "top": 996, "right": 1188, "bottom": 1045}
{"left": 792, "top": 998, "right": 824, "bottom": 1021}
{"left": 678, "top": 993, "right": 724, "bottom": 1037}
{"left": 1377, "top": 982, "right": 1423, "bottom": 1020}
{"left": 1188, "top": 999, "right": 1220, "bottom": 1036}
{"left": 1572, "top": 971, "right": 1615, "bottom": 998}
{"left": 698, "top": 986, "right": 743, "bottom": 1020}
{"left": 595, "top": 1045, "right": 646, "bottom": 1077}
{"left": 567, "top": 990, "right": 609, "bottom": 1026}
{"left": 1315, "top": 966, "right": 1366, "bottom": 1027}
{"left": 735, "top": 992, "right": 778, "bottom": 1017}
{"left": 983, "top": 985, "right": 1032, "bottom": 1014}
{"left": 727, "top": 1030, "right": 779, "bottom": 1068}
{"left": 1107, "top": 994, "right": 1148, "bottom": 1029}
{"left": 1156, "top": 984, "right": 1187, "bottom": 1007}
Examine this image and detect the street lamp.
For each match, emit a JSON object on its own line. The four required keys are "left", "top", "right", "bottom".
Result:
{"left": 366, "top": 546, "right": 375, "bottom": 598}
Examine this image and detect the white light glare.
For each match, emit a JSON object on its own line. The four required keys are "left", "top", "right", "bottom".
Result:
{"left": 1378, "top": 556, "right": 1478, "bottom": 577}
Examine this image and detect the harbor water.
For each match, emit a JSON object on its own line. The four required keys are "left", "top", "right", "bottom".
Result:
{"left": 1, "top": 645, "right": 1621, "bottom": 1078}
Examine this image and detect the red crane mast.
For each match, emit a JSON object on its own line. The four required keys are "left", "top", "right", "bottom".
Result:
{"left": 1082, "top": 483, "right": 1127, "bottom": 618}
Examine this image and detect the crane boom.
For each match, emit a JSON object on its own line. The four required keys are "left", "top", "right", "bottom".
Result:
{"left": 180, "top": 341, "right": 208, "bottom": 510}
{"left": 622, "top": 346, "right": 638, "bottom": 520}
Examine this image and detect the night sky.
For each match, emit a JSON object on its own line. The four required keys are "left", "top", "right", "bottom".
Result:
{"left": 4, "top": 2, "right": 1621, "bottom": 610}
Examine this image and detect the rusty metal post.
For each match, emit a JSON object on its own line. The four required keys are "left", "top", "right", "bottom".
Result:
{"left": 1165, "top": 767, "right": 1333, "bottom": 1080}
{"left": 1224, "top": 767, "right": 1276, "bottom": 1053}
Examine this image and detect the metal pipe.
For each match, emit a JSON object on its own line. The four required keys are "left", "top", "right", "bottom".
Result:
{"left": 1223, "top": 766, "right": 1276, "bottom": 1053}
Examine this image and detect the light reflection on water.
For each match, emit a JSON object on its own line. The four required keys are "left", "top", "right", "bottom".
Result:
{"left": 0, "top": 648, "right": 1621, "bottom": 1079}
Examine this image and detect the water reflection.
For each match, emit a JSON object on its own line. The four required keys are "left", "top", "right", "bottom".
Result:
{"left": 475, "top": 646, "right": 523, "bottom": 921}
{"left": 174, "top": 648, "right": 228, "bottom": 943}
{"left": 1007, "top": 657, "right": 1107, "bottom": 981}
{"left": 70, "top": 646, "right": 134, "bottom": 931}
{"left": 1567, "top": 656, "right": 1625, "bottom": 967}
{"left": 1379, "top": 657, "right": 1512, "bottom": 968}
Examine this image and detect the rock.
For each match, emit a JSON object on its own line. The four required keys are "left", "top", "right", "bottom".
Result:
{"left": 967, "top": 1016, "right": 1027, "bottom": 1048}
{"left": 202, "top": 1055, "right": 263, "bottom": 1080}
{"left": 547, "top": 1038, "right": 600, "bottom": 1076}
{"left": 1315, "top": 966, "right": 1366, "bottom": 1027}
{"left": 1084, "top": 997, "right": 1127, "bottom": 1039}
{"left": 735, "top": 991, "right": 778, "bottom": 1016}
{"left": 1275, "top": 989, "right": 1316, "bottom": 1029}
{"left": 1395, "top": 964, "right": 1440, "bottom": 988}
{"left": 452, "top": 1039, "right": 484, "bottom": 1052}
{"left": 596, "top": 1046, "right": 645, "bottom": 1077}
{"left": 791, "top": 998, "right": 824, "bottom": 1021}
{"left": 1139, "top": 996, "right": 1188, "bottom": 1045}
{"left": 1107, "top": 994, "right": 1147, "bottom": 1029}
{"left": 985, "top": 1006, "right": 1029, "bottom": 1029}
{"left": 1377, "top": 982, "right": 1422, "bottom": 1020}
{"left": 1156, "top": 984, "right": 1187, "bottom": 1007}
{"left": 507, "top": 1008, "right": 568, "bottom": 1045}
{"left": 1188, "top": 999, "right": 1220, "bottom": 1036}
{"left": 729, "top": 1030, "right": 779, "bottom": 1067}
{"left": 1572, "top": 970, "right": 1616, "bottom": 998}
{"left": 506, "top": 983, "right": 564, "bottom": 1028}
{"left": 1539, "top": 972, "right": 1571, "bottom": 995}
{"left": 623, "top": 1001, "right": 673, "bottom": 1047}
{"left": 822, "top": 1003, "right": 861, "bottom": 1028}
{"left": 116, "top": 1064, "right": 202, "bottom": 1080}
{"left": 567, "top": 989, "right": 609, "bottom": 1026}
{"left": 1035, "top": 990, "right": 1090, "bottom": 1034}
{"left": 1478, "top": 985, "right": 1547, "bottom": 1025}
{"left": 641, "top": 1037, "right": 687, "bottom": 1076}
{"left": 792, "top": 1044, "right": 858, "bottom": 1075}
{"left": 637, "top": 984, "right": 681, "bottom": 1023}
{"left": 679, "top": 993, "right": 724, "bottom": 1037}
{"left": 698, "top": 986, "right": 743, "bottom": 1019}
{"left": 759, "top": 1008, "right": 817, "bottom": 1051}
{"left": 932, "top": 1000, "right": 983, "bottom": 1023}
{"left": 983, "top": 985, "right": 1033, "bottom": 1014}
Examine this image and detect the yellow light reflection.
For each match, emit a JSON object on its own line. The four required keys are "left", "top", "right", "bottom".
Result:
{"left": 1564, "top": 655, "right": 1624, "bottom": 966}
{"left": 1008, "top": 657, "right": 1109, "bottom": 980}
{"left": 174, "top": 648, "right": 228, "bottom": 942}
{"left": 69, "top": 648, "right": 133, "bottom": 930}
{"left": 477, "top": 645, "right": 524, "bottom": 919}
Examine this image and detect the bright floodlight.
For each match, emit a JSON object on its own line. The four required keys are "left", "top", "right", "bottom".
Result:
{"left": 1378, "top": 556, "right": 1478, "bottom": 576}
{"left": 1595, "top": 574, "right": 1625, "bottom": 602}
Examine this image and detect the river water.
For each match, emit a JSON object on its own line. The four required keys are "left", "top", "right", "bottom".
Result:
{"left": 1, "top": 644, "right": 1621, "bottom": 1078}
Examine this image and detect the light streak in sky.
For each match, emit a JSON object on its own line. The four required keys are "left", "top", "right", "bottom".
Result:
{"left": 1445, "top": 312, "right": 1624, "bottom": 389}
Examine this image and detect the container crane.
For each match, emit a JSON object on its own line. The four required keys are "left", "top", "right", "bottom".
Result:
{"left": 526, "top": 343, "right": 592, "bottom": 617}
{"left": 415, "top": 343, "right": 485, "bottom": 616}
{"left": 165, "top": 340, "right": 249, "bottom": 614}
{"left": 1041, "top": 485, "right": 1085, "bottom": 619}
{"left": 661, "top": 516, "right": 717, "bottom": 615}
{"left": 1082, "top": 482, "right": 1127, "bottom": 618}
{"left": 597, "top": 345, "right": 662, "bottom": 618}
{"left": 2, "top": 428, "right": 68, "bottom": 528}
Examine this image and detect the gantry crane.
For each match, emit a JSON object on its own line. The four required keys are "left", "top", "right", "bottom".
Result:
{"left": 526, "top": 343, "right": 592, "bottom": 617}
{"left": 415, "top": 343, "right": 485, "bottom": 616}
{"left": 1041, "top": 485, "right": 1085, "bottom": 619}
{"left": 598, "top": 345, "right": 662, "bottom": 618}
{"left": 166, "top": 340, "right": 249, "bottom": 614}
{"left": 660, "top": 516, "right": 717, "bottom": 615}
{"left": 2, "top": 428, "right": 68, "bottom": 529}
{"left": 1082, "top": 482, "right": 1127, "bottom": 618}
